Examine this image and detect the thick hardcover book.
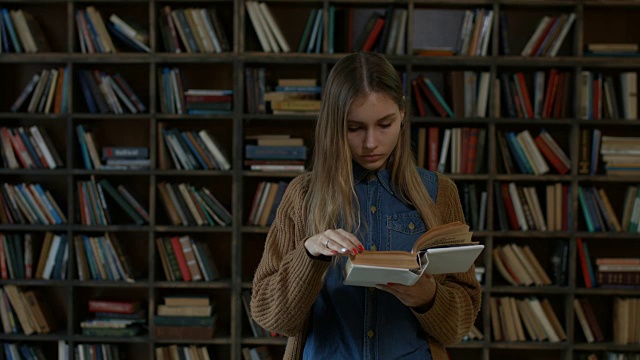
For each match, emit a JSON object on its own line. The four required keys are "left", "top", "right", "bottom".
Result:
{"left": 343, "top": 221, "right": 484, "bottom": 287}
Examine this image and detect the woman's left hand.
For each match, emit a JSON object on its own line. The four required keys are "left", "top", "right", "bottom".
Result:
{"left": 376, "top": 273, "right": 437, "bottom": 311}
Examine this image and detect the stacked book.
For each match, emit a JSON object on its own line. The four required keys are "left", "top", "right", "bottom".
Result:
{"left": 247, "top": 181, "right": 288, "bottom": 227}
{"left": 244, "top": 135, "right": 307, "bottom": 172}
{"left": 106, "top": 14, "right": 150, "bottom": 52}
{"left": 0, "top": 8, "right": 51, "bottom": 53}
{"left": 601, "top": 136, "right": 640, "bottom": 176}
{"left": 492, "top": 243, "right": 552, "bottom": 286}
{"left": 156, "top": 235, "right": 220, "bottom": 282}
{"left": 77, "top": 70, "right": 146, "bottom": 114}
{"left": 10, "top": 67, "right": 69, "bottom": 114}
{"left": 0, "top": 285, "right": 54, "bottom": 335}
{"left": 246, "top": 1, "right": 290, "bottom": 53}
{"left": 585, "top": 43, "right": 639, "bottom": 57}
{"left": 158, "top": 125, "right": 230, "bottom": 170}
{"left": 159, "top": 6, "right": 230, "bottom": 53}
{"left": 595, "top": 257, "right": 640, "bottom": 288}
{"left": 157, "top": 67, "right": 233, "bottom": 115}
{"left": 156, "top": 345, "right": 214, "bottom": 360}
{"left": 490, "top": 296, "right": 566, "bottom": 342}
{"left": 81, "top": 300, "right": 144, "bottom": 337}
{"left": 0, "top": 126, "right": 63, "bottom": 169}
{"left": 157, "top": 182, "right": 232, "bottom": 227}
{"left": 74, "top": 344, "right": 123, "bottom": 360}
{"left": 497, "top": 129, "right": 570, "bottom": 175}
{"left": 417, "top": 127, "right": 486, "bottom": 174}
{"left": 154, "top": 295, "right": 217, "bottom": 340}
{"left": 0, "top": 183, "right": 66, "bottom": 225}
{"left": 76, "top": 177, "right": 150, "bottom": 226}
{"left": 267, "top": 79, "right": 321, "bottom": 115}
{"left": 519, "top": 13, "right": 576, "bottom": 57}
{"left": 74, "top": 233, "right": 135, "bottom": 282}
{"left": 102, "top": 146, "right": 150, "bottom": 171}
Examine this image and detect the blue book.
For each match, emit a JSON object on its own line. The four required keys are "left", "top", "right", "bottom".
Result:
{"left": 2, "top": 9, "right": 22, "bottom": 53}
{"left": 51, "top": 235, "right": 67, "bottom": 279}
{"left": 181, "top": 132, "right": 208, "bottom": 169}
{"left": 504, "top": 132, "right": 532, "bottom": 174}
{"left": 60, "top": 67, "right": 69, "bottom": 113}
{"left": 17, "top": 128, "right": 44, "bottom": 168}
{"left": 267, "top": 181, "right": 288, "bottom": 225}
{"left": 83, "top": 235, "right": 100, "bottom": 280}
{"left": 34, "top": 183, "right": 63, "bottom": 224}
{"left": 0, "top": 10, "right": 10, "bottom": 53}
{"left": 75, "top": 124, "right": 93, "bottom": 169}
{"left": 77, "top": 71, "right": 97, "bottom": 114}
{"left": 82, "top": 10, "right": 104, "bottom": 53}
{"left": 245, "top": 145, "right": 307, "bottom": 160}
{"left": 306, "top": 9, "right": 322, "bottom": 53}
{"left": 274, "top": 85, "right": 321, "bottom": 93}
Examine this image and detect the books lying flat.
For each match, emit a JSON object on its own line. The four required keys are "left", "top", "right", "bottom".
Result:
{"left": 343, "top": 221, "right": 484, "bottom": 287}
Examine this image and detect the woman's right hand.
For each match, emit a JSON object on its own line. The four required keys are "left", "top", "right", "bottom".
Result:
{"left": 304, "top": 229, "right": 364, "bottom": 257}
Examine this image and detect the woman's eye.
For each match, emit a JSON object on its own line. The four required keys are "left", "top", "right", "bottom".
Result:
{"left": 380, "top": 123, "right": 392, "bottom": 128}
{"left": 348, "top": 127, "right": 361, "bottom": 132}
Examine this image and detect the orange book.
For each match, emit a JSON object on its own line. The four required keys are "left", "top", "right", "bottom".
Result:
{"left": 515, "top": 73, "right": 534, "bottom": 118}
{"left": 171, "top": 236, "right": 192, "bottom": 282}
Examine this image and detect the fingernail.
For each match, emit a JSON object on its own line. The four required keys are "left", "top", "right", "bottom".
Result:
{"left": 331, "top": 250, "right": 337, "bottom": 254}
{"left": 352, "top": 248, "right": 357, "bottom": 255}
{"left": 358, "top": 245, "right": 364, "bottom": 252}
{"left": 387, "top": 283, "right": 394, "bottom": 287}
{"left": 340, "top": 247, "right": 348, "bottom": 253}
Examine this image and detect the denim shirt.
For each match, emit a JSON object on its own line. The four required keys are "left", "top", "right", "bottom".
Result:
{"left": 303, "top": 164, "right": 439, "bottom": 360}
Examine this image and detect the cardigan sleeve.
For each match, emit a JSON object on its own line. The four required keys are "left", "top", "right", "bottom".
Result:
{"left": 412, "top": 174, "right": 483, "bottom": 346}
{"left": 250, "top": 175, "right": 331, "bottom": 337}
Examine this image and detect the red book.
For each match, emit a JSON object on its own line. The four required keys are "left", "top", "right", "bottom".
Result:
{"left": 515, "top": 73, "right": 534, "bottom": 118}
{"left": 593, "top": 76, "right": 601, "bottom": 120}
{"left": 412, "top": 80, "right": 426, "bottom": 116}
{"left": 534, "top": 135, "right": 569, "bottom": 174}
{"left": 361, "top": 18, "right": 385, "bottom": 52}
{"left": 530, "top": 16, "right": 557, "bottom": 56}
{"left": 552, "top": 72, "right": 566, "bottom": 119}
{"left": 466, "top": 128, "right": 479, "bottom": 174}
{"left": 501, "top": 183, "right": 519, "bottom": 230}
{"left": 542, "top": 69, "right": 558, "bottom": 118}
{"left": 460, "top": 127, "right": 469, "bottom": 175}
{"left": 88, "top": 300, "right": 140, "bottom": 314}
{"left": 417, "top": 77, "right": 447, "bottom": 117}
{"left": 427, "top": 127, "right": 439, "bottom": 172}
{"left": 0, "top": 235, "right": 7, "bottom": 279}
{"left": 171, "top": 236, "right": 192, "bottom": 282}
{"left": 496, "top": 247, "right": 521, "bottom": 285}
{"left": 576, "top": 238, "right": 592, "bottom": 288}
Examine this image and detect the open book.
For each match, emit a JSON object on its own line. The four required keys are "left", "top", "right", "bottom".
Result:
{"left": 343, "top": 221, "right": 484, "bottom": 287}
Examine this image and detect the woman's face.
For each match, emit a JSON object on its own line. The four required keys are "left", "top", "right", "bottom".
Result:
{"left": 346, "top": 92, "right": 403, "bottom": 171}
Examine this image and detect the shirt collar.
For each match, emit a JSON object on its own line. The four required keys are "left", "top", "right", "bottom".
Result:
{"left": 353, "top": 162, "right": 395, "bottom": 195}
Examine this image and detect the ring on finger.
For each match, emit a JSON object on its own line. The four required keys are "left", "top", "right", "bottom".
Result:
{"left": 324, "top": 240, "right": 330, "bottom": 248}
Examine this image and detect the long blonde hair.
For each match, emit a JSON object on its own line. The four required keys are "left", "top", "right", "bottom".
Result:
{"left": 305, "top": 52, "right": 441, "bottom": 237}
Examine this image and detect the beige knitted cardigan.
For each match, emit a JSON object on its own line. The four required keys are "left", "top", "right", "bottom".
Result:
{"left": 251, "top": 172, "right": 482, "bottom": 360}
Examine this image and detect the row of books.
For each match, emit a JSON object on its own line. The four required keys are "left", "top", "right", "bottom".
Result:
{"left": 247, "top": 181, "right": 288, "bottom": 227}
{"left": 0, "top": 183, "right": 66, "bottom": 226}
{"left": 574, "top": 297, "right": 605, "bottom": 344}
{"left": 246, "top": 1, "right": 290, "bottom": 53}
{"left": 241, "top": 290, "right": 280, "bottom": 339}
{"left": 156, "top": 236, "right": 220, "bottom": 282}
{"left": 81, "top": 300, "right": 145, "bottom": 337}
{"left": 0, "top": 126, "right": 63, "bottom": 170}
{"left": 411, "top": 75, "right": 456, "bottom": 118}
{"left": 417, "top": 8, "right": 493, "bottom": 57}
{"left": 578, "top": 354, "right": 640, "bottom": 360}
{"left": 156, "top": 344, "right": 214, "bottom": 360}
{"left": 579, "top": 72, "right": 637, "bottom": 120}
{"left": 154, "top": 295, "right": 217, "bottom": 340}
{"left": 579, "top": 186, "right": 623, "bottom": 233}
{"left": 499, "top": 70, "right": 571, "bottom": 119}
{"left": 160, "top": 6, "right": 230, "bottom": 54}
{"left": 352, "top": 7, "right": 408, "bottom": 55}
{"left": 158, "top": 125, "right": 230, "bottom": 171}
{"left": 416, "top": 71, "right": 490, "bottom": 118}
{"left": 77, "top": 177, "right": 149, "bottom": 226}
{"left": 0, "top": 8, "right": 50, "bottom": 53}
{"left": 493, "top": 243, "right": 552, "bottom": 287}
{"left": 75, "top": 234, "right": 134, "bottom": 282}
{"left": 459, "top": 183, "right": 487, "bottom": 231}
{"left": 78, "top": 69, "right": 147, "bottom": 115}
{"left": 157, "top": 182, "right": 232, "bottom": 227}
{"left": 1, "top": 342, "right": 46, "bottom": 360}
{"left": 612, "top": 298, "right": 640, "bottom": 345}
{"left": 600, "top": 136, "right": 640, "bottom": 176}
{"left": 76, "top": 7, "right": 150, "bottom": 54}
{"left": 579, "top": 239, "right": 639, "bottom": 288}
{"left": 74, "top": 343, "right": 123, "bottom": 360}
{"left": 0, "top": 285, "right": 53, "bottom": 336}
{"left": 490, "top": 296, "right": 566, "bottom": 342}
{"left": 498, "top": 129, "right": 570, "bottom": 175}
{"left": 416, "top": 127, "right": 486, "bottom": 174}
{"left": 519, "top": 13, "right": 576, "bottom": 57}
{"left": 245, "top": 72, "right": 321, "bottom": 115}
{"left": 0, "top": 233, "right": 70, "bottom": 281}
{"left": 78, "top": 126, "right": 149, "bottom": 171}
{"left": 10, "top": 68, "right": 69, "bottom": 114}
{"left": 495, "top": 182, "right": 569, "bottom": 232}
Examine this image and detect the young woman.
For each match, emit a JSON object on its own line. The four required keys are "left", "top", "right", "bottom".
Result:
{"left": 251, "top": 52, "right": 481, "bottom": 360}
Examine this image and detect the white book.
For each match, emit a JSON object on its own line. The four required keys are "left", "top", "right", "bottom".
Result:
{"left": 42, "top": 235, "right": 62, "bottom": 279}
{"left": 198, "top": 130, "right": 231, "bottom": 170}
{"left": 246, "top": 1, "right": 271, "bottom": 52}
{"left": 252, "top": 1, "right": 279, "bottom": 52}
{"left": 437, "top": 129, "right": 452, "bottom": 173}
{"left": 199, "top": 8, "right": 222, "bottom": 53}
{"left": 44, "top": 68, "right": 59, "bottom": 114}
{"left": 394, "top": 9, "right": 408, "bottom": 55}
{"left": 519, "top": 130, "right": 550, "bottom": 175}
{"left": 508, "top": 182, "right": 528, "bottom": 231}
{"left": 521, "top": 16, "right": 551, "bottom": 56}
{"left": 534, "top": 71, "right": 545, "bottom": 118}
{"left": 259, "top": 2, "right": 290, "bottom": 52}
{"left": 476, "top": 72, "right": 490, "bottom": 118}
{"left": 548, "top": 13, "right": 576, "bottom": 57}
{"left": 478, "top": 10, "right": 494, "bottom": 56}
{"left": 29, "top": 126, "right": 57, "bottom": 169}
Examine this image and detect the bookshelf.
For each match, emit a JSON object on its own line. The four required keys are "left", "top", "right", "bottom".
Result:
{"left": 1, "top": 0, "right": 640, "bottom": 359}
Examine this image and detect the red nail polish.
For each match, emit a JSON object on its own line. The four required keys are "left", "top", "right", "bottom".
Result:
{"left": 331, "top": 250, "right": 337, "bottom": 254}
{"left": 352, "top": 248, "right": 357, "bottom": 254}
{"left": 358, "top": 245, "right": 364, "bottom": 251}
{"left": 387, "top": 283, "right": 394, "bottom": 286}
